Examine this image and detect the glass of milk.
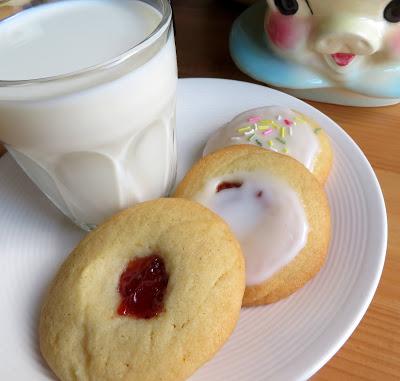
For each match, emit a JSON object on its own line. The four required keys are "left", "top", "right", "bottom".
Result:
{"left": 0, "top": 0, "right": 177, "bottom": 230}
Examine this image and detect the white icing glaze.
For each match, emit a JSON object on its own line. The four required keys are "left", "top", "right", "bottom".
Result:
{"left": 203, "top": 106, "right": 320, "bottom": 171}
{"left": 194, "top": 171, "right": 309, "bottom": 285}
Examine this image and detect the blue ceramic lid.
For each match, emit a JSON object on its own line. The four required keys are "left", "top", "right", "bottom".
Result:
{"left": 230, "top": 1, "right": 400, "bottom": 99}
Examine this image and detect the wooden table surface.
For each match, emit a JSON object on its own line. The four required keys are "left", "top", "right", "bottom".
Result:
{"left": 0, "top": 1, "right": 399, "bottom": 380}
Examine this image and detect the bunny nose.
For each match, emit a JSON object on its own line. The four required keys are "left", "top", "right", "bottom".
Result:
{"left": 314, "top": 16, "right": 382, "bottom": 55}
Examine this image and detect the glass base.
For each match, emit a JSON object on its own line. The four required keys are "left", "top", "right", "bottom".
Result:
{"left": 74, "top": 220, "right": 97, "bottom": 232}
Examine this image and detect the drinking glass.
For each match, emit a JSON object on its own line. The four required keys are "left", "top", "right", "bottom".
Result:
{"left": 0, "top": 0, "right": 177, "bottom": 231}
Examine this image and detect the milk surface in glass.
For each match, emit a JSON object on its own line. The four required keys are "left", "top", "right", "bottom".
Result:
{"left": 0, "top": 0, "right": 177, "bottom": 230}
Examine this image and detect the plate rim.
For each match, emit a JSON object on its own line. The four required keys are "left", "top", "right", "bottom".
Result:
{"left": 0, "top": 77, "right": 388, "bottom": 380}
{"left": 178, "top": 78, "right": 388, "bottom": 380}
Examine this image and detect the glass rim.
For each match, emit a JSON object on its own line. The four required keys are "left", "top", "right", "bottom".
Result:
{"left": 0, "top": 0, "right": 172, "bottom": 86}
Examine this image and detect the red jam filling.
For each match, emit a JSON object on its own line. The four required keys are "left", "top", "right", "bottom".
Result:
{"left": 216, "top": 181, "right": 243, "bottom": 193}
{"left": 216, "top": 181, "right": 264, "bottom": 199}
{"left": 117, "top": 254, "right": 168, "bottom": 319}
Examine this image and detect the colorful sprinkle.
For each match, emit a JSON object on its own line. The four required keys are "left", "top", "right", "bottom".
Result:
{"left": 262, "top": 129, "right": 273, "bottom": 136}
{"left": 237, "top": 126, "right": 252, "bottom": 134}
{"left": 248, "top": 116, "right": 262, "bottom": 124}
{"left": 271, "top": 121, "right": 281, "bottom": 129}
{"left": 259, "top": 119, "right": 273, "bottom": 125}
{"left": 248, "top": 134, "right": 257, "bottom": 142}
{"left": 282, "top": 147, "right": 289, "bottom": 154}
{"left": 284, "top": 119, "right": 293, "bottom": 126}
{"left": 268, "top": 140, "right": 274, "bottom": 147}
{"left": 294, "top": 115, "right": 306, "bottom": 123}
{"left": 257, "top": 126, "right": 269, "bottom": 131}
{"left": 289, "top": 127, "right": 293, "bottom": 136}
{"left": 276, "top": 137, "right": 286, "bottom": 145}
{"left": 314, "top": 128, "right": 322, "bottom": 134}
{"left": 280, "top": 127, "right": 286, "bottom": 138}
{"left": 255, "top": 139, "right": 263, "bottom": 147}
{"left": 258, "top": 119, "right": 279, "bottom": 129}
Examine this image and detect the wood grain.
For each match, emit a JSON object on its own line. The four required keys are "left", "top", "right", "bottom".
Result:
{"left": 315, "top": 168, "right": 400, "bottom": 381}
{"left": 0, "top": 1, "right": 399, "bottom": 379}
{"left": 0, "top": 5, "right": 23, "bottom": 21}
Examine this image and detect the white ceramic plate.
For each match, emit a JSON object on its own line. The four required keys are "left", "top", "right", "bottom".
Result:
{"left": 0, "top": 78, "right": 387, "bottom": 381}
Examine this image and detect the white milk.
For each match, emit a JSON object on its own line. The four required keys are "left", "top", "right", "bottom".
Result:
{"left": 0, "top": 0, "right": 177, "bottom": 228}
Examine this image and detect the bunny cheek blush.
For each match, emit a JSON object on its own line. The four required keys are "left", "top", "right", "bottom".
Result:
{"left": 266, "top": 12, "right": 309, "bottom": 50}
{"left": 388, "top": 30, "right": 400, "bottom": 56}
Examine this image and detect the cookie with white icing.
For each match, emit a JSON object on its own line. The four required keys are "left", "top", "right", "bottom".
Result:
{"left": 203, "top": 106, "right": 333, "bottom": 183}
{"left": 175, "top": 145, "right": 331, "bottom": 306}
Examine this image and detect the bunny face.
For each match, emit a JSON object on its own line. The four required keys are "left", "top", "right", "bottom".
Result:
{"left": 265, "top": 0, "right": 400, "bottom": 81}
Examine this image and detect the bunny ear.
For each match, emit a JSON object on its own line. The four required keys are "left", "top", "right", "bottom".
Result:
{"left": 124, "top": 115, "right": 176, "bottom": 202}
{"left": 55, "top": 151, "right": 121, "bottom": 224}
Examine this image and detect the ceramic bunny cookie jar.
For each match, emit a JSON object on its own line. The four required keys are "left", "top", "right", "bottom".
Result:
{"left": 230, "top": 0, "right": 400, "bottom": 106}
{"left": 265, "top": 0, "right": 400, "bottom": 106}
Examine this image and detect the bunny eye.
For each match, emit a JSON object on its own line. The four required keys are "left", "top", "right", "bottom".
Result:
{"left": 384, "top": 0, "right": 400, "bottom": 23}
{"left": 274, "top": 0, "right": 299, "bottom": 16}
